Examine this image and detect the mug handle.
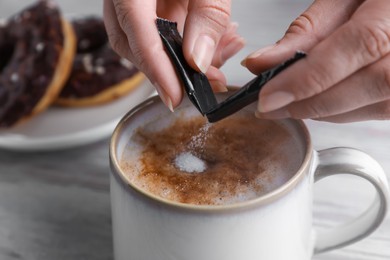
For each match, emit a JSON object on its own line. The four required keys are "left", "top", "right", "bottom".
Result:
{"left": 313, "top": 147, "right": 389, "bottom": 254}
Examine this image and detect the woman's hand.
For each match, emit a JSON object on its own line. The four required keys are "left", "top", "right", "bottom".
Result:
{"left": 244, "top": 0, "right": 390, "bottom": 123}
{"left": 103, "top": 0, "right": 244, "bottom": 111}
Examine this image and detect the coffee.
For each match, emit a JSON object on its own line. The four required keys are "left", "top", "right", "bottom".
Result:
{"left": 119, "top": 109, "right": 305, "bottom": 205}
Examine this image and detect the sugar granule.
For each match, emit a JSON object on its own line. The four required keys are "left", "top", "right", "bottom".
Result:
{"left": 174, "top": 152, "right": 206, "bottom": 173}
{"left": 188, "top": 122, "right": 212, "bottom": 152}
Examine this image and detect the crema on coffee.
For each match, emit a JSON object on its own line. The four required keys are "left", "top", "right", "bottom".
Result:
{"left": 119, "top": 109, "right": 304, "bottom": 205}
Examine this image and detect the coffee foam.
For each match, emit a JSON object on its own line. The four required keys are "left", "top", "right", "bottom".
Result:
{"left": 120, "top": 108, "right": 305, "bottom": 205}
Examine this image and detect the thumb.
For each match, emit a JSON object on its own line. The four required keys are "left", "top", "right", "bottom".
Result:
{"left": 243, "top": 0, "right": 363, "bottom": 74}
{"left": 183, "top": 0, "right": 231, "bottom": 73}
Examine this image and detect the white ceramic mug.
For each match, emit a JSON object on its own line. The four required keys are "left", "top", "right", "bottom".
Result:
{"left": 109, "top": 92, "right": 389, "bottom": 260}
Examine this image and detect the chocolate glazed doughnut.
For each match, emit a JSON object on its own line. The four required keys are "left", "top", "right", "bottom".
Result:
{"left": 0, "top": 0, "right": 76, "bottom": 127}
{"left": 56, "top": 17, "right": 144, "bottom": 107}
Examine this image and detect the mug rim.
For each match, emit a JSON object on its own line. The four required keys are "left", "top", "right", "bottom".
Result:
{"left": 109, "top": 94, "right": 313, "bottom": 212}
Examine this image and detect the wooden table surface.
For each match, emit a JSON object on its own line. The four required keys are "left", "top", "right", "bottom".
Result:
{"left": 0, "top": 0, "right": 389, "bottom": 259}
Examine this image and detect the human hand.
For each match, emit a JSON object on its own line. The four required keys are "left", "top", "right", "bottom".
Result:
{"left": 103, "top": 0, "right": 245, "bottom": 111}
{"left": 243, "top": 0, "right": 390, "bottom": 123}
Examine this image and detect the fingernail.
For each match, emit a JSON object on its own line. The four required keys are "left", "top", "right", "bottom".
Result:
{"left": 192, "top": 35, "right": 215, "bottom": 73}
{"left": 240, "top": 58, "right": 247, "bottom": 67}
{"left": 247, "top": 44, "right": 276, "bottom": 59}
{"left": 241, "top": 44, "right": 276, "bottom": 67}
{"left": 255, "top": 108, "right": 290, "bottom": 119}
{"left": 221, "top": 37, "right": 245, "bottom": 62}
{"left": 258, "top": 91, "right": 295, "bottom": 113}
{"left": 210, "top": 80, "right": 228, "bottom": 92}
{"left": 155, "top": 83, "right": 174, "bottom": 112}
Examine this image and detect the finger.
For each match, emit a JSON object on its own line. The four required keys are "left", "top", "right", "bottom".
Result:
{"left": 212, "top": 22, "right": 245, "bottom": 68}
{"left": 212, "top": 22, "right": 239, "bottom": 64}
{"left": 205, "top": 66, "right": 228, "bottom": 92}
{"left": 156, "top": 0, "right": 188, "bottom": 32}
{"left": 243, "top": 0, "right": 363, "bottom": 74}
{"left": 258, "top": 0, "right": 390, "bottom": 114}
{"left": 103, "top": 0, "right": 132, "bottom": 59}
{"left": 183, "top": 0, "right": 232, "bottom": 73}
{"left": 112, "top": 0, "right": 183, "bottom": 109}
{"left": 257, "top": 52, "right": 390, "bottom": 120}
{"left": 313, "top": 100, "right": 390, "bottom": 123}
{"left": 213, "top": 35, "right": 245, "bottom": 68}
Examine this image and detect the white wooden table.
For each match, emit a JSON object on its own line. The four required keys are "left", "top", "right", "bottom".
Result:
{"left": 0, "top": 0, "right": 389, "bottom": 259}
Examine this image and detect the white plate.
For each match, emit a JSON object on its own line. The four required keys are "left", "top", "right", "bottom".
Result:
{"left": 0, "top": 80, "right": 156, "bottom": 151}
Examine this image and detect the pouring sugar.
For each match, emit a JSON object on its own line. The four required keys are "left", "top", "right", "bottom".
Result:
{"left": 174, "top": 122, "right": 211, "bottom": 173}
{"left": 174, "top": 152, "right": 206, "bottom": 173}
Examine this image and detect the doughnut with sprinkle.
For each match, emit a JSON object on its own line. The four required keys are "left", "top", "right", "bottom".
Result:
{"left": 0, "top": 0, "right": 76, "bottom": 127}
{"left": 56, "top": 17, "right": 144, "bottom": 107}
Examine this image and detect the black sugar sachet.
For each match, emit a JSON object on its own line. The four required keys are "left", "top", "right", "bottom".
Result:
{"left": 156, "top": 18, "right": 217, "bottom": 115}
{"left": 205, "top": 52, "right": 306, "bottom": 122}
{"left": 156, "top": 17, "right": 306, "bottom": 122}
